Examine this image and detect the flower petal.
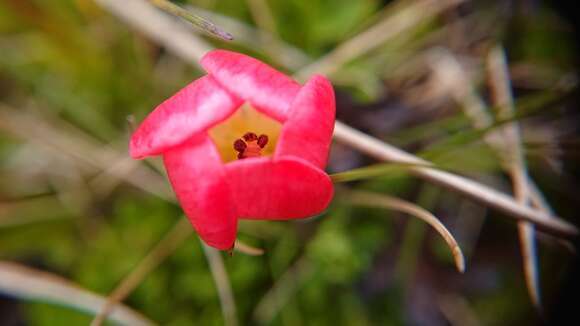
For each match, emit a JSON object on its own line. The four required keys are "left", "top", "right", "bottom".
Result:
{"left": 275, "top": 75, "right": 335, "bottom": 169}
{"left": 163, "top": 135, "right": 237, "bottom": 250}
{"left": 225, "top": 157, "right": 333, "bottom": 219}
{"left": 201, "top": 49, "right": 301, "bottom": 122}
{"left": 130, "top": 75, "right": 242, "bottom": 159}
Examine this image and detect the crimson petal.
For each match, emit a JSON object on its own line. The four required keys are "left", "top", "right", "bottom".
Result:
{"left": 225, "top": 157, "right": 333, "bottom": 219}
{"left": 130, "top": 75, "right": 242, "bottom": 159}
{"left": 163, "top": 135, "right": 237, "bottom": 250}
{"left": 275, "top": 75, "right": 335, "bottom": 169}
{"left": 201, "top": 50, "right": 301, "bottom": 122}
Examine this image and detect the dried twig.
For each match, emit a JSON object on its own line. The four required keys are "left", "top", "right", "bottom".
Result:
{"left": 487, "top": 46, "right": 543, "bottom": 310}
{"left": 350, "top": 191, "right": 465, "bottom": 273}
{"left": 0, "top": 261, "right": 155, "bottom": 326}
{"left": 428, "top": 46, "right": 554, "bottom": 310}
{"left": 187, "top": 5, "right": 310, "bottom": 69}
{"left": 234, "top": 240, "right": 265, "bottom": 256}
{"left": 148, "top": 0, "right": 233, "bottom": 40}
{"left": 333, "top": 122, "right": 576, "bottom": 237}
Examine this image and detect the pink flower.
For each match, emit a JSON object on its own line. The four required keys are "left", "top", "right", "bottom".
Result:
{"left": 130, "top": 50, "right": 335, "bottom": 250}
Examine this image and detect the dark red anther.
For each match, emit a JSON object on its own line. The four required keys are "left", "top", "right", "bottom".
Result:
{"left": 257, "top": 134, "right": 268, "bottom": 148}
{"left": 233, "top": 139, "right": 247, "bottom": 153}
{"left": 243, "top": 132, "right": 258, "bottom": 142}
{"left": 235, "top": 131, "right": 269, "bottom": 160}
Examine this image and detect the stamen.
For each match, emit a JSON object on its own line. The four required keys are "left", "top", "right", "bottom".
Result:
{"left": 233, "top": 131, "right": 269, "bottom": 160}
{"left": 257, "top": 135, "right": 268, "bottom": 148}
{"left": 233, "top": 139, "right": 247, "bottom": 153}
{"left": 243, "top": 132, "right": 258, "bottom": 142}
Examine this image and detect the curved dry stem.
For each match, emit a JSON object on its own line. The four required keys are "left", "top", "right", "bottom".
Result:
{"left": 90, "top": 218, "right": 192, "bottom": 326}
{"left": 201, "top": 243, "right": 239, "bottom": 326}
{"left": 234, "top": 240, "right": 265, "bottom": 256}
{"left": 0, "top": 261, "right": 154, "bottom": 326}
{"left": 431, "top": 46, "right": 544, "bottom": 306}
{"left": 350, "top": 191, "right": 465, "bottom": 273}
{"left": 333, "top": 122, "right": 577, "bottom": 238}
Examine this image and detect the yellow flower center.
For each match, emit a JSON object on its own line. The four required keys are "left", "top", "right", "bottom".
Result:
{"left": 208, "top": 103, "right": 282, "bottom": 163}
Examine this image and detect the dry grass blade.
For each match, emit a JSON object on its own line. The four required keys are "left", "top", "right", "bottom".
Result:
{"left": 294, "top": 0, "right": 464, "bottom": 81}
{"left": 0, "top": 261, "right": 155, "bottom": 326}
{"left": 245, "top": 0, "right": 284, "bottom": 63}
{"left": 333, "top": 122, "right": 576, "bottom": 237}
{"left": 201, "top": 243, "right": 239, "bottom": 326}
{"left": 0, "top": 104, "right": 173, "bottom": 202}
{"left": 188, "top": 5, "right": 310, "bottom": 69}
{"left": 234, "top": 240, "right": 265, "bottom": 256}
{"left": 90, "top": 218, "right": 192, "bottom": 326}
{"left": 487, "top": 46, "right": 542, "bottom": 311}
{"left": 429, "top": 46, "right": 549, "bottom": 310}
{"left": 94, "top": 0, "right": 212, "bottom": 66}
{"left": 149, "top": 0, "right": 233, "bottom": 40}
{"left": 350, "top": 191, "right": 465, "bottom": 273}
{"left": 245, "top": 0, "right": 277, "bottom": 37}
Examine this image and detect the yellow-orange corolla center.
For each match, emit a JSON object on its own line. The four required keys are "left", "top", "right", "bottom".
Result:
{"left": 208, "top": 103, "right": 282, "bottom": 163}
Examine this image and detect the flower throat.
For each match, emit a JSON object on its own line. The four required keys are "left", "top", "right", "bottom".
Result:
{"left": 208, "top": 103, "right": 282, "bottom": 163}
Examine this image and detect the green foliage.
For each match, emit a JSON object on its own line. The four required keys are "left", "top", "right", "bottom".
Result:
{"left": 0, "top": 0, "right": 577, "bottom": 325}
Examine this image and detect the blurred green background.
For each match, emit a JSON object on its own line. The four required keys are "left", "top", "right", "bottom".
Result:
{"left": 1, "top": 0, "right": 579, "bottom": 325}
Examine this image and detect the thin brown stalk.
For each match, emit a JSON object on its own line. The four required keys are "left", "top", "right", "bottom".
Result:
{"left": 90, "top": 218, "right": 192, "bottom": 326}
{"left": 0, "top": 261, "right": 155, "bottom": 326}
{"left": 429, "top": 45, "right": 552, "bottom": 310}
{"left": 201, "top": 243, "right": 239, "bottom": 326}
{"left": 332, "top": 122, "right": 576, "bottom": 237}
{"left": 350, "top": 191, "right": 465, "bottom": 273}
{"left": 487, "top": 46, "right": 542, "bottom": 310}
{"left": 148, "top": 0, "right": 233, "bottom": 40}
{"left": 234, "top": 240, "right": 265, "bottom": 256}
{"left": 187, "top": 5, "right": 310, "bottom": 69}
